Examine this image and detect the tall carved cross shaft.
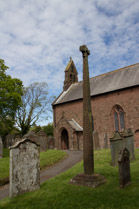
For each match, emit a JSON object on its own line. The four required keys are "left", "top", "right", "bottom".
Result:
{"left": 80, "top": 45, "right": 94, "bottom": 175}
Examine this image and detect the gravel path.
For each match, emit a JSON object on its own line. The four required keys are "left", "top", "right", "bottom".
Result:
{"left": 0, "top": 150, "right": 83, "bottom": 200}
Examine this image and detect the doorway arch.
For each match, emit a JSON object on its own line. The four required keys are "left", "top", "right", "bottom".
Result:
{"left": 61, "top": 129, "right": 69, "bottom": 149}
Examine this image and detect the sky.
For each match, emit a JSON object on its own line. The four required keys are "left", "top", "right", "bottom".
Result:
{"left": 0, "top": 0, "right": 139, "bottom": 124}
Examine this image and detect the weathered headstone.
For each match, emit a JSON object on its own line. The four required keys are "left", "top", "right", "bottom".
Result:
{"left": 5, "top": 134, "right": 15, "bottom": 147}
{"left": 118, "top": 148, "right": 131, "bottom": 188}
{"left": 48, "top": 136, "right": 55, "bottom": 149}
{"left": 37, "top": 130, "right": 47, "bottom": 151}
{"left": 0, "top": 137, "right": 3, "bottom": 158}
{"left": 110, "top": 131, "right": 123, "bottom": 166}
{"left": 104, "top": 133, "right": 108, "bottom": 149}
{"left": 25, "top": 130, "right": 47, "bottom": 151}
{"left": 122, "top": 128, "right": 135, "bottom": 160}
{"left": 93, "top": 131, "right": 100, "bottom": 149}
{"left": 110, "top": 129, "right": 135, "bottom": 166}
{"left": 10, "top": 138, "right": 40, "bottom": 197}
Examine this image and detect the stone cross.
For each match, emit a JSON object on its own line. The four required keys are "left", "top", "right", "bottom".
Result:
{"left": 0, "top": 137, "right": 3, "bottom": 158}
{"left": 80, "top": 45, "right": 94, "bottom": 175}
{"left": 118, "top": 148, "right": 131, "bottom": 188}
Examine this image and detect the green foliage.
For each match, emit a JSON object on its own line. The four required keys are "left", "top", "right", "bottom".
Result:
{"left": 3, "top": 148, "right": 9, "bottom": 158}
{"left": 0, "top": 59, "right": 23, "bottom": 140}
{"left": 0, "top": 149, "right": 9, "bottom": 185}
{"left": 30, "top": 125, "right": 42, "bottom": 133}
{"left": 0, "top": 149, "right": 139, "bottom": 209}
{"left": 42, "top": 123, "right": 53, "bottom": 136}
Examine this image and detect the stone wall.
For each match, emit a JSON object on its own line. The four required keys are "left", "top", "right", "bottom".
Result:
{"left": 24, "top": 130, "right": 47, "bottom": 151}
{"left": 10, "top": 139, "right": 40, "bottom": 197}
{"left": 54, "top": 86, "right": 139, "bottom": 149}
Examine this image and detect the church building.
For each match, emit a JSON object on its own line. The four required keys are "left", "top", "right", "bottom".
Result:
{"left": 52, "top": 58, "right": 139, "bottom": 150}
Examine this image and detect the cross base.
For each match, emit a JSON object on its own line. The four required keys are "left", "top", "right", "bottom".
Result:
{"left": 70, "top": 173, "right": 106, "bottom": 188}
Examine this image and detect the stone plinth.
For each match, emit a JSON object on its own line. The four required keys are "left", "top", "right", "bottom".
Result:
{"left": 70, "top": 173, "right": 106, "bottom": 188}
{"left": 10, "top": 138, "right": 40, "bottom": 197}
{"left": 0, "top": 137, "right": 3, "bottom": 158}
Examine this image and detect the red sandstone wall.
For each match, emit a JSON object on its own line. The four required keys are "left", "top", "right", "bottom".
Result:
{"left": 54, "top": 86, "right": 139, "bottom": 148}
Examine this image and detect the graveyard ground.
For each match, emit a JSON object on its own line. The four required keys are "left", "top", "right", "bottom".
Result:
{"left": 0, "top": 148, "right": 139, "bottom": 209}
{"left": 0, "top": 149, "right": 67, "bottom": 186}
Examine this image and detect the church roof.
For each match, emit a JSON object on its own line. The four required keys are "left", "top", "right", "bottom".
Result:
{"left": 67, "top": 119, "right": 83, "bottom": 131}
{"left": 53, "top": 63, "right": 139, "bottom": 105}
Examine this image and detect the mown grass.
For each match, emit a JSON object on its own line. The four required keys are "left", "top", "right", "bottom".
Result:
{"left": 0, "top": 149, "right": 139, "bottom": 209}
{"left": 0, "top": 149, "right": 67, "bottom": 186}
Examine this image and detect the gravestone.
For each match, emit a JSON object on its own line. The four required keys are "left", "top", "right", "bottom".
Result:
{"left": 93, "top": 131, "right": 100, "bottom": 149}
{"left": 0, "top": 137, "right": 3, "bottom": 158}
{"left": 122, "top": 128, "right": 135, "bottom": 160}
{"left": 118, "top": 148, "right": 131, "bottom": 188}
{"left": 48, "top": 136, "right": 55, "bottom": 149}
{"left": 25, "top": 131, "right": 47, "bottom": 151}
{"left": 5, "top": 134, "right": 15, "bottom": 147}
{"left": 110, "top": 131, "right": 123, "bottom": 166}
{"left": 37, "top": 130, "right": 47, "bottom": 151}
{"left": 110, "top": 129, "right": 135, "bottom": 166}
{"left": 104, "top": 133, "right": 108, "bottom": 149}
{"left": 10, "top": 138, "right": 40, "bottom": 197}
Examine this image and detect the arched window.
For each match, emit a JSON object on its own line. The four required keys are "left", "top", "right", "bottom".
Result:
{"left": 70, "top": 74, "right": 72, "bottom": 81}
{"left": 113, "top": 105, "right": 125, "bottom": 131}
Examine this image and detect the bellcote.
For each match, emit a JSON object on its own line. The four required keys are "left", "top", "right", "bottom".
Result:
{"left": 63, "top": 57, "right": 78, "bottom": 91}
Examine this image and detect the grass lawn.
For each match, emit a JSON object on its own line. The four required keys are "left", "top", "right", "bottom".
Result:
{"left": 0, "top": 148, "right": 139, "bottom": 209}
{"left": 0, "top": 149, "right": 67, "bottom": 186}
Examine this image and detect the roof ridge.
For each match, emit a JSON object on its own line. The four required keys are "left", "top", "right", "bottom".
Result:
{"left": 90, "top": 63, "right": 139, "bottom": 80}
{"left": 72, "top": 63, "right": 139, "bottom": 85}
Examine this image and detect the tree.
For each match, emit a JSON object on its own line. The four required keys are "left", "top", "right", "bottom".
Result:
{"left": 43, "top": 123, "right": 53, "bottom": 136}
{"left": 0, "top": 59, "right": 23, "bottom": 141}
{"left": 16, "top": 82, "right": 53, "bottom": 136}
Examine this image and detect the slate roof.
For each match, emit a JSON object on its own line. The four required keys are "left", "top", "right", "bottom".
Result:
{"left": 67, "top": 119, "right": 83, "bottom": 131}
{"left": 53, "top": 63, "right": 139, "bottom": 105}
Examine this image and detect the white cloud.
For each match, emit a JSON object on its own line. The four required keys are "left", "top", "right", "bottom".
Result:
{"left": 0, "top": 0, "right": 138, "bottom": 96}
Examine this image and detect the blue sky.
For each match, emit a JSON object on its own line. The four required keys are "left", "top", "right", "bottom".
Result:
{"left": 0, "top": 0, "right": 139, "bottom": 124}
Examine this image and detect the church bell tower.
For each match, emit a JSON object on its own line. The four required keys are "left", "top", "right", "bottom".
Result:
{"left": 63, "top": 57, "right": 78, "bottom": 91}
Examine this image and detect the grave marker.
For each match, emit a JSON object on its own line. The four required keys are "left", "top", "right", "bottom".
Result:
{"left": 118, "top": 148, "right": 131, "bottom": 188}
{"left": 10, "top": 138, "right": 40, "bottom": 197}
